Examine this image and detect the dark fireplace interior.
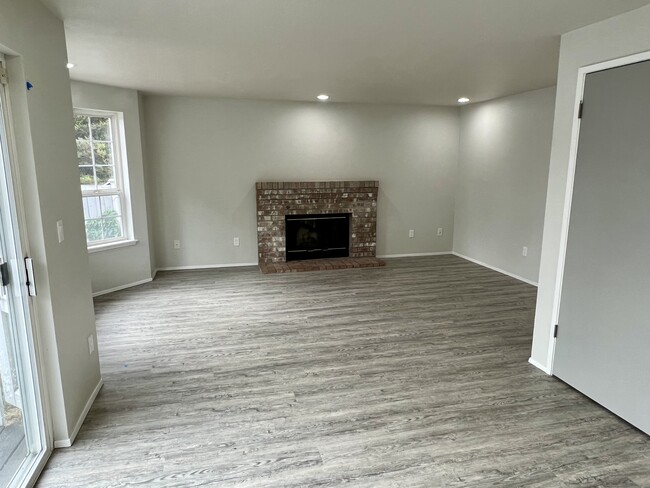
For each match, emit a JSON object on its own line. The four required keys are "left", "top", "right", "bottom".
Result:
{"left": 285, "top": 213, "right": 351, "bottom": 261}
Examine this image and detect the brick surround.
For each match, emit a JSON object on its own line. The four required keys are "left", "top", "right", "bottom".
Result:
{"left": 256, "top": 181, "right": 379, "bottom": 264}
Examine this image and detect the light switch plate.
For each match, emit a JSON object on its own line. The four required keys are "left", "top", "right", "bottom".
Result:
{"left": 56, "top": 220, "right": 64, "bottom": 243}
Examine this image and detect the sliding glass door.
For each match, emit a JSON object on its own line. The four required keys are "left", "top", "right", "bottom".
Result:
{"left": 0, "top": 56, "right": 49, "bottom": 488}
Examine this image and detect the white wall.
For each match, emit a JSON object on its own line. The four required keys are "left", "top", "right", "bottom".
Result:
{"left": 0, "top": 0, "right": 100, "bottom": 443}
{"left": 531, "top": 4, "right": 650, "bottom": 372}
{"left": 143, "top": 96, "right": 459, "bottom": 268}
{"left": 71, "top": 81, "right": 153, "bottom": 294}
{"left": 454, "top": 87, "right": 555, "bottom": 284}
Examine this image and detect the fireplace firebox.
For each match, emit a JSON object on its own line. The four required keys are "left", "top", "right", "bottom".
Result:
{"left": 285, "top": 213, "right": 350, "bottom": 261}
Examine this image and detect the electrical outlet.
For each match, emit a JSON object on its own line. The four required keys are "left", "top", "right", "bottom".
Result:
{"left": 522, "top": 246, "right": 528, "bottom": 257}
{"left": 88, "top": 334, "right": 95, "bottom": 355}
{"left": 173, "top": 240, "right": 181, "bottom": 249}
{"left": 233, "top": 237, "right": 240, "bottom": 247}
{"left": 408, "top": 229, "right": 415, "bottom": 238}
{"left": 56, "top": 220, "right": 64, "bottom": 243}
{"left": 437, "top": 227, "right": 443, "bottom": 237}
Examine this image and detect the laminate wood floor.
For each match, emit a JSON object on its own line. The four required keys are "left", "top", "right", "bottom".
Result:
{"left": 36, "top": 256, "right": 650, "bottom": 487}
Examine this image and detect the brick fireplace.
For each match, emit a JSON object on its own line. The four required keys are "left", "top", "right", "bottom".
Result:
{"left": 256, "top": 181, "right": 382, "bottom": 272}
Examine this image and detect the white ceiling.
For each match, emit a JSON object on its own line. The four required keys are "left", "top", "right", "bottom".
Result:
{"left": 42, "top": 0, "right": 650, "bottom": 106}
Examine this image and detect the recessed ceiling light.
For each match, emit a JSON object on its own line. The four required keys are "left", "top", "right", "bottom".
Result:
{"left": 458, "top": 97, "right": 470, "bottom": 104}
{"left": 66, "top": 63, "right": 75, "bottom": 69}
{"left": 317, "top": 94, "right": 330, "bottom": 101}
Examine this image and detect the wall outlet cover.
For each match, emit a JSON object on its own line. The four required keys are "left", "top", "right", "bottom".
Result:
{"left": 173, "top": 240, "right": 181, "bottom": 249}
{"left": 437, "top": 227, "right": 443, "bottom": 236}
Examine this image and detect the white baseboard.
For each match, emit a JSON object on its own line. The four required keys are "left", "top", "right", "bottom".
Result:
{"left": 155, "top": 262, "right": 258, "bottom": 273}
{"left": 452, "top": 252, "right": 538, "bottom": 287}
{"left": 54, "top": 379, "right": 103, "bottom": 448}
{"left": 528, "top": 357, "right": 552, "bottom": 375}
{"left": 92, "top": 277, "right": 153, "bottom": 297}
{"left": 378, "top": 251, "right": 452, "bottom": 258}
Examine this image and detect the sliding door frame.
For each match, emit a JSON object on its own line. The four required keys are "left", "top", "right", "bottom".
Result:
{"left": 0, "top": 53, "right": 53, "bottom": 487}
{"left": 547, "top": 48, "right": 650, "bottom": 374}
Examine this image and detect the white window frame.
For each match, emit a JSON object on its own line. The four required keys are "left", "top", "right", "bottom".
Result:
{"left": 73, "top": 108, "right": 135, "bottom": 251}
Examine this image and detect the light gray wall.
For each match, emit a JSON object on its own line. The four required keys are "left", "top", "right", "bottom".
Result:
{"left": 139, "top": 93, "right": 157, "bottom": 277}
{"left": 0, "top": 0, "right": 100, "bottom": 442}
{"left": 531, "top": 4, "right": 650, "bottom": 371}
{"left": 143, "top": 96, "right": 459, "bottom": 268}
{"left": 453, "top": 87, "right": 555, "bottom": 284}
{"left": 71, "top": 81, "right": 153, "bottom": 294}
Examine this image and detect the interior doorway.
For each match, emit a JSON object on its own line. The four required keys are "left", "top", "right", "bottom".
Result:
{"left": 554, "top": 57, "right": 650, "bottom": 434}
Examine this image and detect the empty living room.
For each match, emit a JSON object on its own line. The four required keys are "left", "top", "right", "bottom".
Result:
{"left": 2, "top": 0, "right": 650, "bottom": 486}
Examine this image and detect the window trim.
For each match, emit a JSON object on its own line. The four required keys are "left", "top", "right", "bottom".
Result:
{"left": 87, "top": 238, "right": 138, "bottom": 254}
{"left": 74, "top": 108, "right": 134, "bottom": 250}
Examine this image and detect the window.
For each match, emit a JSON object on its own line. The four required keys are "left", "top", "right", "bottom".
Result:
{"left": 74, "top": 110, "right": 131, "bottom": 248}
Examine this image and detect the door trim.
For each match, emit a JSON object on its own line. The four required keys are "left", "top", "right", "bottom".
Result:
{"left": 0, "top": 53, "right": 53, "bottom": 486}
{"left": 547, "top": 49, "right": 650, "bottom": 374}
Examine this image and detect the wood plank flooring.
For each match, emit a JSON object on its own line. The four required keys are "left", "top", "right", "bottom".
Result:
{"left": 36, "top": 255, "right": 650, "bottom": 487}
{"left": 0, "top": 424, "right": 26, "bottom": 487}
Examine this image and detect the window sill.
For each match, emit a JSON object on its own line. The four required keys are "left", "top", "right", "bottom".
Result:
{"left": 88, "top": 239, "right": 138, "bottom": 254}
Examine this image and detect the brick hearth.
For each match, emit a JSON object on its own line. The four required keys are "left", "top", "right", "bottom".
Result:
{"left": 256, "top": 181, "right": 379, "bottom": 264}
{"left": 259, "top": 257, "right": 386, "bottom": 274}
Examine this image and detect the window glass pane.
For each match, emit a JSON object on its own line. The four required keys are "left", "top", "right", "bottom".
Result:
{"left": 102, "top": 216, "right": 123, "bottom": 240}
{"left": 76, "top": 140, "right": 92, "bottom": 165}
{"left": 83, "top": 196, "right": 102, "bottom": 220}
{"left": 75, "top": 111, "right": 127, "bottom": 246}
{"left": 85, "top": 219, "right": 104, "bottom": 242}
{"left": 79, "top": 166, "right": 95, "bottom": 189}
{"left": 90, "top": 117, "right": 111, "bottom": 141}
{"left": 99, "top": 195, "right": 122, "bottom": 217}
{"left": 95, "top": 166, "right": 115, "bottom": 188}
{"left": 75, "top": 115, "right": 90, "bottom": 140}
{"left": 93, "top": 142, "right": 113, "bottom": 166}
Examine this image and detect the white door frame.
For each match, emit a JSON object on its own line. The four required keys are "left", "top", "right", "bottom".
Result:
{"left": 546, "top": 49, "right": 650, "bottom": 374}
{"left": 0, "top": 53, "right": 53, "bottom": 486}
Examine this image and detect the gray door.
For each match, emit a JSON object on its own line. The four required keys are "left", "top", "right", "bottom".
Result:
{"left": 554, "top": 59, "right": 650, "bottom": 434}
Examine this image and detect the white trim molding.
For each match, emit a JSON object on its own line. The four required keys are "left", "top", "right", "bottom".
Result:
{"left": 528, "top": 357, "right": 552, "bottom": 375}
{"left": 452, "top": 252, "right": 538, "bottom": 287}
{"left": 377, "top": 251, "right": 452, "bottom": 259}
{"left": 92, "top": 277, "right": 153, "bottom": 297}
{"left": 54, "top": 379, "right": 103, "bottom": 448}
{"left": 88, "top": 239, "right": 138, "bottom": 254}
{"left": 545, "top": 48, "right": 650, "bottom": 374}
{"left": 155, "top": 262, "right": 258, "bottom": 273}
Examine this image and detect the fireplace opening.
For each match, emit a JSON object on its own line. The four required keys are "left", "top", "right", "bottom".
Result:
{"left": 285, "top": 213, "right": 351, "bottom": 261}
